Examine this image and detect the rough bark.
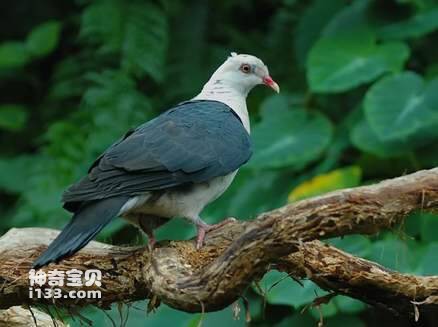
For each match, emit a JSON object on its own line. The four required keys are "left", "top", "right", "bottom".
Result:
{"left": 280, "top": 241, "right": 438, "bottom": 317}
{"left": 0, "top": 306, "right": 66, "bottom": 327}
{"left": 0, "top": 168, "right": 437, "bottom": 319}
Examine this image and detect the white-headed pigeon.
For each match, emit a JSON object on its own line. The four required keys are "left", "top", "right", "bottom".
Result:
{"left": 33, "top": 53, "right": 279, "bottom": 268}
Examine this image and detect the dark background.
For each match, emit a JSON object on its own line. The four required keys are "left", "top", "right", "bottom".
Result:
{"left": 0, "top": 0, "right": 437, "bottom": 326}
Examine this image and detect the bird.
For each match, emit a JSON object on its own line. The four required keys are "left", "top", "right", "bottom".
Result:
{"left": 32, "top": 52, "right": 280, "bottom": 268}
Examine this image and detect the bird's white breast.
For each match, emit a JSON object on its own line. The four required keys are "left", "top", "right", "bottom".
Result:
{"left": 120, "top": 171, "right": 237, "bottom": 222}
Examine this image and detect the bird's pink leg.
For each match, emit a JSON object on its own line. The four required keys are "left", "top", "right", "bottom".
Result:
{"left": 139, "top": 219, "right": 157, "bottom": 251}
{"left": 195, "top": 217, "right": 236, "bottom": 249}
{"left": 146, "top": 231, "right": 157, "bottom": 251}
{"left": 137, "top": 215, "right": 170, "bottom": 251}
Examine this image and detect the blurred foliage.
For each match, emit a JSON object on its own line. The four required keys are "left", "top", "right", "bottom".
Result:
{"left": 288, "top": 165, "right": 361, "bottom": 201}
{"left": 0, "top": 0, "right": 437, "bottom": 326}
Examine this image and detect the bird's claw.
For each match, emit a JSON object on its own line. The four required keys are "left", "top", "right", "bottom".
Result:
{"left": 147, "top": 236, "right": 156, "bottom": 252}
{"left": 195, "top": 217, "right": 237, "bottom": 249}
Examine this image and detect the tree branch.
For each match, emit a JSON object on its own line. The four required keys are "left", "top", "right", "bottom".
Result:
{"left": 0, "top": 168, "right": 437, "bottom": 318}
{"left": 0, "top": 306, "right": 66, "bottom": 327}
{"left": 279, "top": 241, "right": 438, "bottom": 317}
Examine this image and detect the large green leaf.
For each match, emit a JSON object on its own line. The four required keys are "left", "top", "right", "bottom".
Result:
{"left": 293, "top": 0, "right": 345, "bottom": 66}
{"left": 77, "top": 302, "right": 245, "bottom": 327}
{"left": 26, "top": 20, "right": 61, "bottom": 57}
{"left": 334, "top": 296, "right": 366, "bottom": 314}
{"left": 417, "top": 243, "right": 438, "bottom": 276}
{"left": 309, "top": 301, "right": 338, "bottom": 320}
{"left": 351, "top": 118, "right": 412, "bottom": 157}
{"left": 155, "top": 217, "right": 194, "bottom": 242}
{"left": 379, "top": 8, "right": 438, "bottom": 40}
{"left": 0, "top": 42, "right": 30, "bottom": 69}
{"left": 256, "top": 270, "right": 328, "bottom": 307}
{"left": 420, "top": 213, "right": 438, "bottom": 242}
{"left": 0, "top": 104, "right": 27, "bottom": 131}
{"left": 307, "top": 30, "right": 409, "bottom": 93}
{"left": 426, "top": 63, "right": 438, "bottom": 80}
{"left": 204, "top": 165, "right": 295, "bottom": 224}
{"left": 364, "top": 72, "right": 438, "bottom": 141}
{"left": 206, "top": 169, "right": 285, "bottom": 220}
{"left": 78, "top": 303, "right": 193, "bottom": 327}
{"left": 404, "top": 211, "right": 422, "bottom": 239}
{"left": 325, "top": 314, "right": 366, "bottom": 327}
{"left": 274, "top": 313, "right": 316, "bottom": 327}
{"left": 368, "top": 237, "right": 417, "bottom": 273}
{"left": 249, "top": 95, "right": 333, "bottom": 169}
{"left": 328, "top": 235, "right": 372, "bottom": 258}
{"left": 187, "top": 306, "right": 246, "bottom": 327}
{"left": 322, "top": 0, "right": 371, "bottom": 36}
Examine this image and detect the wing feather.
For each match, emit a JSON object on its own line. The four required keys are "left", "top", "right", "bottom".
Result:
{"left": 62, "top": 100, "right": 252, "bottom": 209}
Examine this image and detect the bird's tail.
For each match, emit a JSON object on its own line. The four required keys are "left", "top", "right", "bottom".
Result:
{"left": 32, "top": 196, "right": 129, "bottom": 269}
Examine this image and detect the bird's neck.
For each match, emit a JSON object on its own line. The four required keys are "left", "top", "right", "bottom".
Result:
{"left": 192, "top": 80, "right": 250, "bottom": 133}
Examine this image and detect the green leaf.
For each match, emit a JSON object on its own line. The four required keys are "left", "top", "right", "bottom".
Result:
{"left": 293, "top": 0, "right": 345, "bottom": 66}
{"left": 379, "top": 8, "right": 438, "bottom": 40}
{"left": 249, "top": 95, "right": 333, "bottom": 169}
{"left": 328, "top": 235, "right": 372, "bottom": 258}
{"left": 256, "top": 270, "right": 328, "bottom": 307}
{"left": 334, "top": 296, "right": 366, "bottom": 314}
{"left": 0, "top": 42, "right": 30, "bottom": 69}
{"left": 426, "top": 63, "right": 438, "bottom": 80}
{"left": 78, "top": 302, "right": 246, "bottom": 327}
{"left": 80, "top": 1, "right": 123, "bottom": 52}
{"left": 274, "top": 312, "right": 316, "bottom": 327}
{"left": 155, "top": 217, "right": 194, "bottom": 241}
{"left": 418, "top": 243, "right": 438, "bottom": 276}
{"left": 0, "top": 104, "right": 27, "bottom": 131}
{"left": 307, "top": 30, "right": 409, "bottom": 93}
{"left": 368, "top": 237, "right": 416, "bottom": 273}
{"left": 404, "top": 211, "right": 422, "bottom": 238}
{"left": 205, "top": 167, "right": 294, "bottom": 222}
{"left": 364, "top": 72, "right": 438, "bottom": 141}
{"left": 322, "top": 0, "right": 371, "bottom": 36}
{"left": 9, "top": 69, "right": 154, "bottom": 228}
{"left": 213, "top": 170, "right": 284, "bottom": 219}
{"left": 80, "top": 1, "right": 168, "bottom": 82}
{"left": 188, "top": 306, "right": 246, "bottom": 327}
{"left": 121, "top": 2, "right": 168, "bottom": 82}
{"left": 288, "top": 166, "right": 361, "bottom": 202}
{"left": 351, "top": 118, "right": 412, "bottom": 157}
{"left": 420, "top": 213, "right": 438, "bottom": 242}
{"left": 77, "top": 303, "right": 193, "bottom": 327}
{"left": 0, "top": 156, "right": 33, "bottom": 193}
{"left": 26, "top": 20, "right": 61, "bottom": 57}
{"left": 325, "top": 314, "right": 366, "bottom": 327}
{"left": 309, "top": 301, "right": 338, "bottom": 320}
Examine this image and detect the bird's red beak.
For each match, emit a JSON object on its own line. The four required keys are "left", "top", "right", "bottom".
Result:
{"left": 263, "top": 76, "right": 280, "bottom": 93}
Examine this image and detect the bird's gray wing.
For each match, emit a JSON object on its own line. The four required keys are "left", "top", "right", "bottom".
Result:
{"left": 62, "top": 100, "right": 252, "bottom": 211}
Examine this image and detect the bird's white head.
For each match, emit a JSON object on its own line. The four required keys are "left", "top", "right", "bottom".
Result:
{"left": 194, "top": 53, "right": 278, "bottom": 133}
{"left": 207, "top": 52, "right": 280, "bottom": 96}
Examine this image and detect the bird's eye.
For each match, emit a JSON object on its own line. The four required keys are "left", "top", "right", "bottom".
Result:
{"left": 240, "top": 64, "right": 251, "bottom": 74}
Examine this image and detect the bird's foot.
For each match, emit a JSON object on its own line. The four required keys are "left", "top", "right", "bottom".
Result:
{"left": 196, "top": 217, "right": 237, "bottom": 249}
{"left": 139, "top": 219, "right": 157, "bottom": 251}
{"left": 147, "top": 235, "right": 156, "bottom": 252}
